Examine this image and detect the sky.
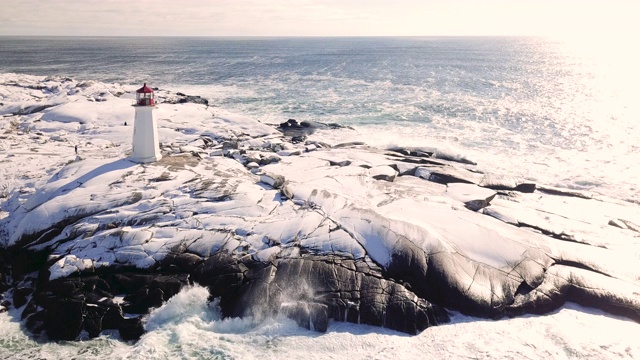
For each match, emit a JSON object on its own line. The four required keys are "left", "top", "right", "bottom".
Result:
{"left": 0, "top": 0, "right": 637, "bottom": 37}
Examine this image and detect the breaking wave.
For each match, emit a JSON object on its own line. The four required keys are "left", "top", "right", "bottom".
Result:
{"left": 1, "top": 285, "right": 639, "bottom": 359}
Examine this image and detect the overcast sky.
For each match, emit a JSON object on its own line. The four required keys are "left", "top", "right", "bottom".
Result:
{"left": 0, "top": 0, "right": 636, "bottom": 37}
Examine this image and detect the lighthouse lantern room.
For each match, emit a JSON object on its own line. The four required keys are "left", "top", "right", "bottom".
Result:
{"left": 130, "top": 83, "right": 161, "bottom": 163}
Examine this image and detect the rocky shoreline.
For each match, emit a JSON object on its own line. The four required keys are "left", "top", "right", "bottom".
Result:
{"left": 1, "top": 74, "right": 640, "bottom": 342}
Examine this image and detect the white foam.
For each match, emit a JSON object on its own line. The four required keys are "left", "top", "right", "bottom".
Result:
{"left": 2, "top": 291, "right": 638, "bottom": 360}
{"left": 144, "top": 285, "right": 220, "bottom": 332}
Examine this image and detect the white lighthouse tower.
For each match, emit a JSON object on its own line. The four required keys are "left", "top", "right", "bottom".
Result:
{"left": 130, "top": 83, "right": 161, "bottom": 163}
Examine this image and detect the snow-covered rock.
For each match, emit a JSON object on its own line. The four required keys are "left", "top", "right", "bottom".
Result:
{"left": 2, "top": 74, "right": 640, "bottom": 342}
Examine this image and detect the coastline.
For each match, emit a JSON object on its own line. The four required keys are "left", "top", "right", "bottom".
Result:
{"left": 1, "top": 73, "right": 639, "bottom": 351}
{"left": 2, "top": 36, "right": 639, "bottom": 204}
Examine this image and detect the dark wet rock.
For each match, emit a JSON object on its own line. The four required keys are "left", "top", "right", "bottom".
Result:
{"left": 151, "top": 274, "right": 189, "bottom": 300}
{"left": 259, "top": 154, "right": 281, "bottom": 166}
{"left": 280, "top": 301, "right": 329, "bottom": 332}
{"left": 21, "top": 299, "right": 37, "bottom": 321}
{"left": 277, "top": 119, "right": 349, "bottom": 138}
{"left": 329, "top": 160, "right": 352, "bottom": 167}
{"left": 278, "top": 119, "right": 315, "bottom": 137}
{"left": 170, "top": 252, "right": 204, "bottom": 272}
{"left": 118, "top": 273, "right": 188, "bottom": 313}
{"left": 464, "top": 199, "right": 491, "bottom": 211}
{"left": 101, "top": 306, "right": 124, "bottom": 330}
{"left": 83, "top": 304, "right": 108, "bottom": 338}
{"left": 270, "top": 257, "right": 445, "bottom": 334}
{"left": 24, "top": 311, "right": 47, "bottom": 335}
{"left": 123, "top": 288, "right": 164, "bottom": 313}
{"left": 118, "top": 317, "right": 145, "bottom": 341}
{"left": 12, "top": 287, "right": 33, "bottom": 308}
{"left": 188, "top": 252, "right": 447, "bottom": 334}
{"left": 165, "top": 92, "right": 209, "bottom": 106}
{"left": 12, "top": 272, "right": 189, "bottom": 341}
{"left": 108, "top": 273, "right": 154, "bottom": 295}
{"left": 45, "top": 297, "right": 85, "bottom": 341}
{"left": 192, "top": 252, "right": 248, "bottom": 316}
{"left": 513, "top": 183, "right": 537, "bottom": 193}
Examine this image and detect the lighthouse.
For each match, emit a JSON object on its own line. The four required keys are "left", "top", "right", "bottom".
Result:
{"left": 130, "top": 83, "right": 161, "bottom": 163}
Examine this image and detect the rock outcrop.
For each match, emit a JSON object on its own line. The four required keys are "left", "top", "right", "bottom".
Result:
{"left": 2, "top": 74, "right": 640, "bottom": 342}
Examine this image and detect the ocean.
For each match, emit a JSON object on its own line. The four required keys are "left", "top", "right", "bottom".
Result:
{"left": 1, "top": 36, "right": 639, "bottom": 359}
{"left": 2, "top": 36, "right": 639, "bottom": 203}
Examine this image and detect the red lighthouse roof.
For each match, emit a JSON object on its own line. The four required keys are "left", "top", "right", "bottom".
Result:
{"left": 136, "top": 83, "right": 154, "bottom": 93}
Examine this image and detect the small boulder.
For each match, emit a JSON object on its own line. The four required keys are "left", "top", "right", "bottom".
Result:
{"left": 329, "top": 160, "right": 352, "bottom": 167}
{"left": 13, "top": 287, "right": 33, "bottom": 309}
{"left": 260, "top": 174, "right": 285, "bottom": 189}
{"left": 83, "top": 304, "right": 108, "bottom": 338}
{"left": 118, "top": 317, "right": 145, "bottom": 341}
{"left": 259, "top": 154, "right": 281, "bottom": 165}
{"left": 45, "top": 297, "right": 85, "bottom": 341}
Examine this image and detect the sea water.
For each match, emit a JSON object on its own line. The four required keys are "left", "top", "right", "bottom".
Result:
{"left": 1, "top": 36, "right": 639, "bottom": 202}
{"left": 0, "top": 285, "right": 638, "bottom": 359}
{"left": 1, "top": 36, "right": 640, "bottom": 359}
